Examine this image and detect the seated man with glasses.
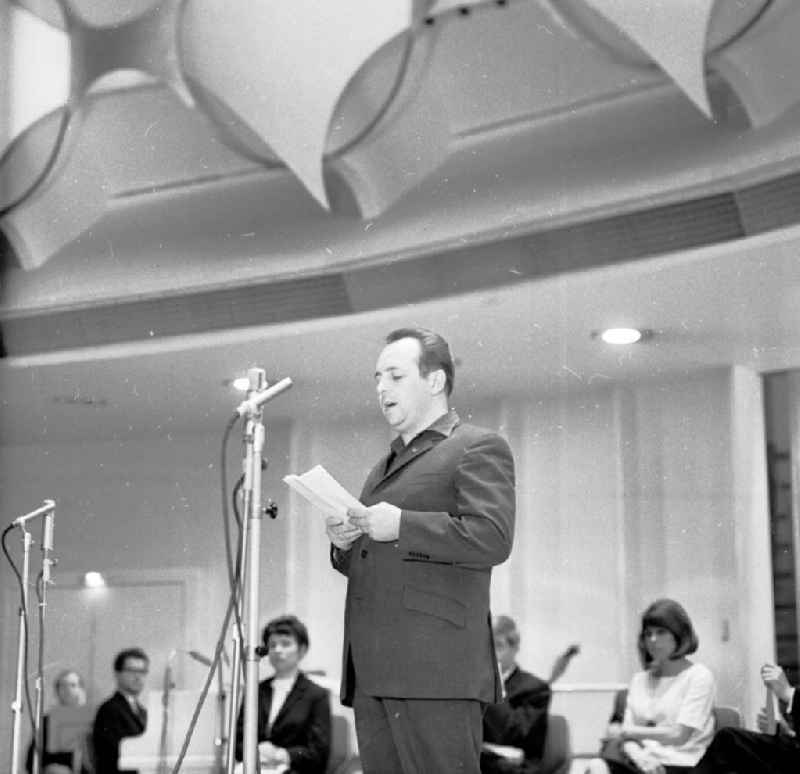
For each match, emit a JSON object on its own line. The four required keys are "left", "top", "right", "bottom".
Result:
{"left": 92, "top": 647, "right": 149, "bottom": 774}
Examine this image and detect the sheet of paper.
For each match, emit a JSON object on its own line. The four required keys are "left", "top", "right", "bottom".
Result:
{"left": 481, "top": 742, "right": 524, "bottom": 762}
{"left": 283, "top": 464, "right": 361, "bottom": 522}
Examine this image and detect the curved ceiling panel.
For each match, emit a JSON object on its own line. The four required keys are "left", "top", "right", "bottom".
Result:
{"left": 3, "top": 0, "right": 800, "bottom": 277}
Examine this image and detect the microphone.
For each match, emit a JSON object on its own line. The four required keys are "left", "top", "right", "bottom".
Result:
{"left": 12, "top": 499, "right": 55, "bottom": 526}
{"left": 187, "top": 650, "right": 213, "bottom": 667}
{"left": 41, "top": 509, "right": 55, "bottom": 584}
{"left": 235, "top": 376, "right": 293, "bottom": 417}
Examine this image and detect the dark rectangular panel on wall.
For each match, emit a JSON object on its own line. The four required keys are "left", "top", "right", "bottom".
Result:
{"left": 525, "top": 193, "right": 745, "bottom": 275}
{"left": 736, "top": 171, "right": 800, "bottom": 236}
{"left": 0, "top": 272, "right": 352, "bottom": 357}
{"left": 764, "top": 372, "right": 799, "bottom": 685}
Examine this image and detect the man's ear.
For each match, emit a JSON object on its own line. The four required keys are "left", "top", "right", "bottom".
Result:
{"left": 428, "top": 369, "right": 446, "bottom": 396}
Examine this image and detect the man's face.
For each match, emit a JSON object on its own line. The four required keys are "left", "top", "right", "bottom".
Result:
{"left": 375, "top": 338, "right": 439, "bottom": 438}
{"left": 56, "top": 672, "right": 86, "bottom": 707}
{"left": 494, "top": 635, "right": 518, "bottom": 673}
{"left": 116, "top": 656, "right": 148, "bottom": 697}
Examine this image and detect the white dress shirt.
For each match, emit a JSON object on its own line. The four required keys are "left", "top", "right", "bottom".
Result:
{"left": 268, "top": 672, "right": 298, "bottom": 731}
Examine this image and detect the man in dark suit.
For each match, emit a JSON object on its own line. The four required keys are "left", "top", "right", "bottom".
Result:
{"left": 327, "top": 326, "right": 516, "bottom": 774}
{"left": 691, "top": 663, "right": 799, "bottom": 773}
{"left": 481, "top": 616, "right": 551, "bottom": 774}
{"left": 92, "top": 647, "right": 149, "bottom": 774}
{"left": 234, "top": 615, "right": 331, "bottom": 773}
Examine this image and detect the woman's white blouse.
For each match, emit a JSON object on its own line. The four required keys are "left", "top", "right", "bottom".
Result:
{"left": 623, "top": 662, "right": 716, "bottom": 766}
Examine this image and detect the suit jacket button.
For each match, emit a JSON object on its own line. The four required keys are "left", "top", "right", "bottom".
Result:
{"left": 361, "top": 549, "right": 368, "bottom": 558}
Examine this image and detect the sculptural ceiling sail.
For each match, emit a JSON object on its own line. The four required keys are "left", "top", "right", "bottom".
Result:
{"left": 2, "top": 0, "right": 800, "bottom": 271}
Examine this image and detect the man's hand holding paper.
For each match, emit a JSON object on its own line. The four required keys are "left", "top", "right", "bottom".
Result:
{"left": 347, "top": 502, "right": 401, "bottom": 541}
{"left": 325, "top": 515, "right": 362, "bottom": 550}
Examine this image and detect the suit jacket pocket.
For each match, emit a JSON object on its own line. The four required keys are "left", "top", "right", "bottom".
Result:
{"left": 403, "top": 584, "right": 466, "bottom": 628}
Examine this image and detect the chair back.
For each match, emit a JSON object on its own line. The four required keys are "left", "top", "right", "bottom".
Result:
{"left": 326, "top": 713, "right": 351, "bottom": 772}
{"left": 74, "top": 729, "right": 95, "bottom": 774}
{"left": 610, "top": 689, "right": 627, "bottom": 723}
{"left": 712, "top": 706, "right": 742, "bottom": 730}
{"left": 541, "top": 713, "right": 571, "bottom": 774}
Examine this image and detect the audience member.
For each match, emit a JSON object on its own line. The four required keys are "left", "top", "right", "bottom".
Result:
{"left": 92, "top": 647, "right": 149, "bottom": 774}
{"left": 234, "top": 614, "right": 331, "bottom": 773}
{"left": 26, "top": 669, "right": 90, "bottom": 774}
{"left": 585, "top": 599, "right": 716, "bottom": 774}
{"left": 480, "top": 615, "right": 552, "bottom": 774}
{"left": 691, "top": 662, "right": 799, "bottom": 773}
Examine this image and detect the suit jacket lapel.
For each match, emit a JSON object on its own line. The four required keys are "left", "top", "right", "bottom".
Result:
{"left": 271, "top": 675, "right": 306, "bottom": 730}
{"left": 116, "top": 692, "right": 146, "bottom": 733}
{"left": 369, "top": 434, "right": 438, "bottom": 494}
{"left": 263, "top": 679, "right": 275, "bottom": 727}
{"left": 361, "top": 454, "right": 390, "bottom": 498}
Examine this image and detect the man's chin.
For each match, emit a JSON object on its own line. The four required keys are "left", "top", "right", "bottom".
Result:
{"left": 383, "top": 410, "right": 404, "bottom": 428}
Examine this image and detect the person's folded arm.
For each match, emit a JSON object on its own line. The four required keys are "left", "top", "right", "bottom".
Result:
{"left": 620, "top": 722, "right": 694, "bottom": 746}
{"left": 622, "top": 662, "right": 715, "bottom": 748}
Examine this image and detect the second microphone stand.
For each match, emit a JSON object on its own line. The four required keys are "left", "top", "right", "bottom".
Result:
{"left": 235, "top": 369, "right": 293, "bottom": 774}
{"left": 7, "top": 500, "right": 55, "bottom": 774}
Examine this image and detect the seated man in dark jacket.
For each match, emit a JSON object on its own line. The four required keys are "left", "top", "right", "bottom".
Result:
{"left": 93, "top": 647, "right": 149, "bottom": 774}
{"left": 692, "top": 663, "right": 799, "bottom": 773}
{"left": 481, "top": 615, "right": 552, "bottom": 774}
{"left": 235, "top": 615, "right": 331, "bottom": 773}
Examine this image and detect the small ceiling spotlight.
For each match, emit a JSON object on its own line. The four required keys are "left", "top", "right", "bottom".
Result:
{"left": 83, "top": 571, "right": 106, "bottom": 588}
{"left": 594, "top": 327, "right": 648, "bottom": 345}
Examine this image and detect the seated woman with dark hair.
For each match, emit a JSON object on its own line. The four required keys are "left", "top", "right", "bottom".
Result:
{"left": 585, "top": 599, "right": 716, "bottom": 774}
{"left": 235, "top": 614, "right": 331, "bottom": 773}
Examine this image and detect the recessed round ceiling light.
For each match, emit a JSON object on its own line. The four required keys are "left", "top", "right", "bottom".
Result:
{"left": 599, "top": 328, "right": 643, "bottom": 345}
{"left": 84, "top": 571, "right": 106, "bottom": 588}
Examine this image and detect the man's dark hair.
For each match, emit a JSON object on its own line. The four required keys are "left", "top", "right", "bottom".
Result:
{"left": 637, "top": 598, "right": 699, "bottom": 667}
{"left": 113, "top": 647, "right": 149, "bottom": 673}
{"left": 385, "top": 326, "right": 455, "bottom": 396}
{"left": 262, "top": 614, "right": 309, "bottom": 651}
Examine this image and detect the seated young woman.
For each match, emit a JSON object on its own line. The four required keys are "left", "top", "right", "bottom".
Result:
{"left": 234, "top": 615, "right": 331, "bottom": 773}
{"left": 585, "top": 598, "right": 716, "bottom": 774}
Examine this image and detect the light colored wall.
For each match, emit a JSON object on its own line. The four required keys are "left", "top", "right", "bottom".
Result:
{"left": 0, "top": 365, "right": 775, "bottom": 752}
{"left": 0, "top": 421, "right": 294, "bottom": 748}
{"left": 283, "top": 365, "right": 772, "bottom": 724}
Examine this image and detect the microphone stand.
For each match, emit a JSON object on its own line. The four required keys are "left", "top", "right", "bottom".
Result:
{"left": 181, "top": 648, "right": 228, "bottom": 774}
{"left": 8, "top": 500, "right": 55, "bottom": 774}
{"left": 222, "top": 475, "right": 246, "bottom": 774}
{"left": 158, "top": 651, "right": 176, "bottom": 774}
{"left": 213, "top": 649, "right": 228, "bottom": 774}
{"left": 224, "top": 630, "right": 242, "bottom": 774}
{"left": 234, "top": 370, "right": 292, "bottom": 774}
